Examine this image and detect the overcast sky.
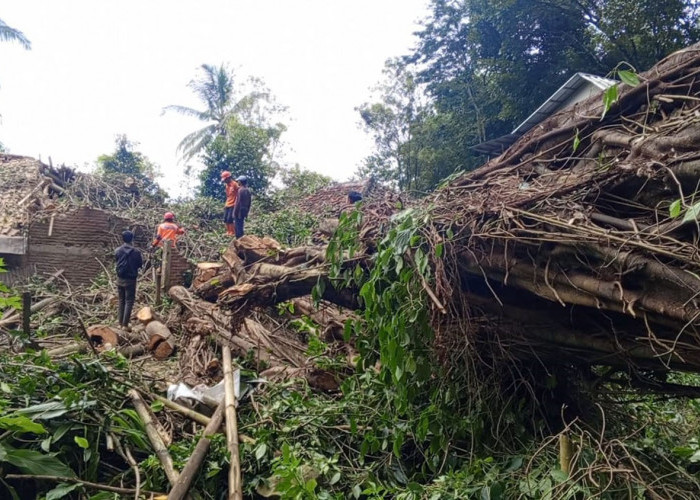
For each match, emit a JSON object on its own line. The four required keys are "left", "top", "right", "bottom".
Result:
{"left": 0, "top": 1, "right": 429, "bottom": 197}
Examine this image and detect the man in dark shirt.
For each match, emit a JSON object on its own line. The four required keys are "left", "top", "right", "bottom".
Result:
{"left": 115, "top": 230, "right": 143, "bottom": 331}
{"left": 233, "top": 175, "right": 252, "bottom": 238}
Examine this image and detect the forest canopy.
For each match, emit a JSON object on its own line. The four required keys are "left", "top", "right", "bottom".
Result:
{"left": 358, "top": 0, "right": 700, "bottom": 192}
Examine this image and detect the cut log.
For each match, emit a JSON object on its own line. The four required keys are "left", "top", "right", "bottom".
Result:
{"left": 192, "top": 262, "right": 225, "bottom": 289}
{"left": 232, "top": 234, "right": 282, "bottom": 264}
{"left": 87, "top": 325, "right": 119, "bottom": 352}
{"left": 193, "top": 267, "right": 235, "bottom": 302}
{"left": 145, "top": 321, "right": 175, "bottom": 360}
{"left": 45, "top": 343, "right": 87, "bottom": 358}
{"left": 119, "top": 344, "right": 146, "bottom": 358}
{"left": 218, "top": 266, "right": 358, "bottom": 311}
{"left": 221, "top": 245, "right": 248, "bottom": 283}
{"left": 136, "top": 306, "right": 156, "bottom": 325}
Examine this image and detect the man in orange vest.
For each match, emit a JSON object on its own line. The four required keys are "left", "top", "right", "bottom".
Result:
{"left": 221, "top": 170, "right": 239, "bottom": 235}
{"left": 152, "top": 212, "right": 185, "bottom": 248}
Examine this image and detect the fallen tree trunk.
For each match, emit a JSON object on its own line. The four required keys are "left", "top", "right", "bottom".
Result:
{"left": 218, "top": 266, "right": 358, "bottom": 311}
{"left": 202, "top": 43, "right": 700, "bottom": 382}
{"left": 170, "top": 285, "right": 349, "bottom": 390}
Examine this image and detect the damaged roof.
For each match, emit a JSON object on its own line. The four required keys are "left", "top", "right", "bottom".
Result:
{"left": 0, "top": 154, "right": 71, "bottom": 237}
{"left": 296, "top": 178, "right": 393, "bottom": 217}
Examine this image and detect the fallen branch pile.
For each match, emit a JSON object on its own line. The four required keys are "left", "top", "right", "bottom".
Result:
{"left": 198, "top": 44, "right": 700, "bottom": 394}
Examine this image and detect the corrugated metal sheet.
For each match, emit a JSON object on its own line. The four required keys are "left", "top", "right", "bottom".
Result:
{"left": 473, "top": 73, "right": 617, "bottom": 156}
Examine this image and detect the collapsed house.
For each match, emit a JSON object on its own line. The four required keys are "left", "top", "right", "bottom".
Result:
{"left": 0, "top": 154, "right": 190, "bottom": 286}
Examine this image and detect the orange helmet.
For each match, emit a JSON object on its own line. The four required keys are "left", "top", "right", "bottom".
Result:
{"left": 164, "top": 212, "right": 175, "bottom": 221}
{"left": 221, "top": 171, "right": 232, "bottom": 180}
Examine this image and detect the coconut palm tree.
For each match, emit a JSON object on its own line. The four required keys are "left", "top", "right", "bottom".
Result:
{"left": 0, "top": 19, "right": 31, "bottom": 49}
{"left": 165, "top": 64, "right": 282, "bottom": 162}
{"left": 164, "top": 64, "right": 233, "bottom": 161}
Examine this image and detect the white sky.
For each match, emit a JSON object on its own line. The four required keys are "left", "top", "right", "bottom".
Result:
{"left": 0, "top": 1, "right": 429, "bottom": 197}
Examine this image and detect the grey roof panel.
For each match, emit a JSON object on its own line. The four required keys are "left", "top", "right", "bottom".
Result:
{"left": 512, "top": 73, "right": 616, "bottom": 134}
{"left": 473, "top": 73, "right": 616, "bottom": 156}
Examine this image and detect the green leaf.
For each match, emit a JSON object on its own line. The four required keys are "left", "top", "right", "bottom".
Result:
{"left": 52, "top": 423, "right": 74, "bottom": 443}
{"left": 505, "top": 456, "right": 523, "bottom": 472}
{"left": 74, "top": 436, "right": 89, "bottom": 449}
{"left": 305, "top": 478, "right": 317, "bottom": 493}
{"left": 601, "top": 85, "right": 619, "bottom": 119}
{"left": 550, "top": 468, "right": 569, "bottom": 483}
{"left": 255, "top": 443, "right": 267, "bottom": 460}
{"left": 618, "top": 70, "right": 640, "bottom": 87}
{"left": 682, "top": 201, "right": 700, "bottom": 223}
{"left": 329, "top": 471, "right": 341, "bottom": 485}
{"left": 150, "top": 400, "right": 164, "bottom": 413}
{"left": 0, "top": 443, "right": 75, "bottom": 477}
{"left": 41, "top": 437, "right": 52, "bottom": 452}
{"left": 0, "top": 415, "right": 47, "bottom": 435}
{"left": 670, "top": 199, "right": 682, "bottom": 218}
{"left": 45, "top": 482, "right": 81, "bottom": 500}
{"left": 572, "top": 129, "right": 580, "bottom": 152}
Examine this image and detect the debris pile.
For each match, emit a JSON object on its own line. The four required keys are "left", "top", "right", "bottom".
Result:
{"left": 296, "top": 177, "right": 397, "bottom": 218}
{"left": 5, "top": 43, "right": 700, "bottom": 498}
{"left": 0, "top": 154, "right": 73, "bottom": 236}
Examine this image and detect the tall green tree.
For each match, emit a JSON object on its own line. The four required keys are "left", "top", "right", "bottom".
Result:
{"left": 0, "top": 18, "right": 30, "bottom": 49}
{"left": 165, "top": 64, "right": 285, "bottom": 162}
{"left": 357, "top": 60, "right": 432, "bottom": 191}
{"left": 591, "top": 0, "right": 700, "bottom": 70}
{"left": 97, "top": 135, "right": 164, "bottom": 197}
{"left": 198, "top": 118, "right": 283, "bottom": 199}
{"left": 277, "top": 164, "right": 332, "bottom": 201}
{"left": 358, "top": 0, "right": 700, "bottom": 193}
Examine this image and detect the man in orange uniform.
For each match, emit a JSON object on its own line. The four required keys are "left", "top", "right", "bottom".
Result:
{"left": 152, "top": 212, "right": 185, "bottom": 248}
{"left": 221, "top": 170, "right": 239, "bottom": 235}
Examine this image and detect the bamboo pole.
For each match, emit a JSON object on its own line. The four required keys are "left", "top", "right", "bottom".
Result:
{"left": 167, "top": 400, "right": 225, "bottom": 500}
{"left": 129, "top": 389, "right": 179, "bottom": 486}
{"left": 0, "top": 296, "right": 58, "bottom": 329}
{"left": 162, "top": 239, "right": 172, "bottom": 292}
{"left": 154, "top": 395, "right": 211, "bottom": 426}
{"left": 151, "top": 394, "right": 256, "bottom": 444}
{"left": 559, "top": 433, "right": 572, "bottom": 476}
{"left": 223, "top": 346, "right": 243, "bottom": 500}
{"left": 154, "top": 267, "right": 162, "bottom": 307}
{"left": 22, "top": 292, "right": 31, "bottom": 338}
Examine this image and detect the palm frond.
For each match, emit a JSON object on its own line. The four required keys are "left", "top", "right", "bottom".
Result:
{"left": 162, "top": 104, "right": 211, "bottom": 121}
{"left": 176, "top": 124, "right": 217, "bottom": 162}
{"left": 0, "top": 20, "right": 31, "bottom": 49}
